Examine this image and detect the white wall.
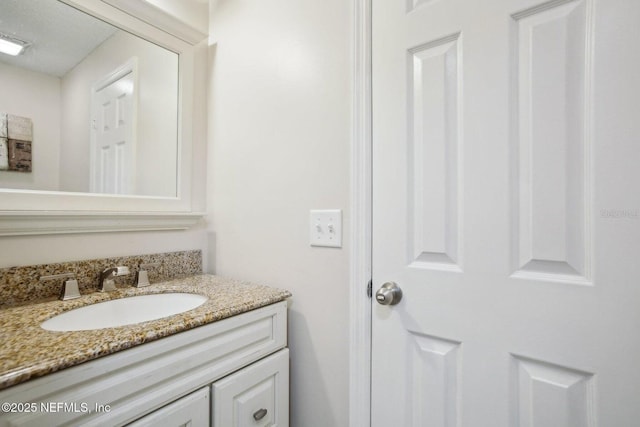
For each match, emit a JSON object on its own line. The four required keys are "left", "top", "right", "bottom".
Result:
{"left": 0, "top": 226, "right": 208, "bottom": 269}
{"left": 60, "top": 30, "right": 179, "bottom": 196}
{"left": 207, "top": 0, "right": 352, "bottom": 425}
{"left": 0, "top": 62, "right": 61, "bottom": 191}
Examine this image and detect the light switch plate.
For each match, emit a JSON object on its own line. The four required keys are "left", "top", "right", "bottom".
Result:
{"left": 310, "top": 209, "right": 342, "bottom": 248}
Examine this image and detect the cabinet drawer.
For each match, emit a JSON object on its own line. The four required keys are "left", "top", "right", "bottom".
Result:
{"left": 212, "top": 349, "right": 289, "bottom": 427}
{"left": 128, "top": 387, "right": 209, "bottom": 427}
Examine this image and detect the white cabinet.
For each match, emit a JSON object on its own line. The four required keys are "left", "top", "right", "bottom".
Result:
{"left": 129, "top": 349, "right": 290, "bottom": 427}
{"left": 212, "top": 349, "right": 289, "bottom": 427}
{"left": 0, "top": 301, "right": 288, "bottom": 427}
{"left": 128, "top": 388, "right": 209, "bottom": 427}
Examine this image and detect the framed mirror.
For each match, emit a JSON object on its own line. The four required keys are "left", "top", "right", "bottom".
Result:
{"left": 0, "top": 0, "right": 206, "bottom": 235}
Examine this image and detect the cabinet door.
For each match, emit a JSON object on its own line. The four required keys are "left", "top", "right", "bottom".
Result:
{"left": 212, "top": 349, "right": 289, "bottom": 427}
{"left": 128, "top": 387, "right": 209, "bottom": 427}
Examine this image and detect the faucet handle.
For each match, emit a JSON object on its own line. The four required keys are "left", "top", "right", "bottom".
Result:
{"left": 40, "top": 273, "right": 80, "bottom": 301}
{"left": 136, "top": 262, "right": 160, "bottom": 287}
{"left": 60, "top": 279, "right": 81, "bottom": 300}
{"left": 136, "top": 270, "right": 150, "bottom": 287}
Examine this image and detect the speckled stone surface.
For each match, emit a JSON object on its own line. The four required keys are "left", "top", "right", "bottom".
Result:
{"left": 0, "top": 250, "right": 202, "bottom": 308}
{"left": 0, "top": 274, "right": 291, "bottom": 390}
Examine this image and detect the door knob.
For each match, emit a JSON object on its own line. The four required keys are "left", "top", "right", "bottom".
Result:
{"left": 375, "top": 282, "right": 403, "bottom": 305}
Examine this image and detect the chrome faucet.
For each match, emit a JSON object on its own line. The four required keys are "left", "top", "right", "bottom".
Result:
{"left": 99, "top": 266, "right": 130, "bottom": 292}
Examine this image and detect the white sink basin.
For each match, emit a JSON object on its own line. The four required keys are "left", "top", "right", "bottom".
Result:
{"left": 41, "top": 293, "right": 208, "bottom": 331}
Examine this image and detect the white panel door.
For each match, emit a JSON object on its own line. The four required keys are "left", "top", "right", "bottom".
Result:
{"left": 371, "top": 0, "right": 640, "bottom": 426}
{"left": 90, "top": 59, "right": 137, "bottom": 195}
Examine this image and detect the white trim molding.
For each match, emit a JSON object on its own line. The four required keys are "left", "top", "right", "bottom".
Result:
{"left": 349, "top": 0, "right": 372, "bottom": 425}
{"left": 0, "top": 211, "right": 204, "bottom": 236}
{"left": 99, "top": 0, "right": 207, "bottom": 45}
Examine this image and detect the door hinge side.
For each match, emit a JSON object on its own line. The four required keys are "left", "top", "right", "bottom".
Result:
{"left": 367, "top": 280, "right": 372, "bottom": 298}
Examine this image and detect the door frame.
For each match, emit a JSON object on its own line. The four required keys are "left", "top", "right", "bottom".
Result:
{"left": 349, "top": 0, "right": 373, "bottom": 425}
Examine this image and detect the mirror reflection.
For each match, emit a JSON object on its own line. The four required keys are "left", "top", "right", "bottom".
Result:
{"left": 0, "top": 0, "right": 179, "bottom": 197}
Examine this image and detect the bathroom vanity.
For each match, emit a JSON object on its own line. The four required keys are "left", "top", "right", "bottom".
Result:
{"left": 0, "top": 275, "right": 291, "bottom": 426}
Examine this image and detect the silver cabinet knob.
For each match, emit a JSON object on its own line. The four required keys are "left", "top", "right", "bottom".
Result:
{"left": 375, "top": 282, "right": 403, "bottom": 305}
{"left": 253, "top": 408, "right": 268, "bottom": 421}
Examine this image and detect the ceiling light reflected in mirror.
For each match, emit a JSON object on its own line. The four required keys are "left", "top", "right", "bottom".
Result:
{"left": 0, "top": 34, "right": 29, "bottom": 56}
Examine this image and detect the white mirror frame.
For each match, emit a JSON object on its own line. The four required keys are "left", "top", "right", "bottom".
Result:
{"left": 0, "top": 0, "right": 206, "bottom": 236}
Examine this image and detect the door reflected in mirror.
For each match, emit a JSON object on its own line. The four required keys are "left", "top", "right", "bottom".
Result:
{"left": 0, "top": 0, "right": 179, "bottom": 197}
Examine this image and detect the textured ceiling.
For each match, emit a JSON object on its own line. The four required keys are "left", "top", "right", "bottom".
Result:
{"left": 0, "top": 0, "right": 117, "bottom": 77}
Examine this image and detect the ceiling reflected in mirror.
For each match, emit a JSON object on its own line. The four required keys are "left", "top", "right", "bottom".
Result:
{"left": 0, "top": 0, "right": 116, "bottom": 76}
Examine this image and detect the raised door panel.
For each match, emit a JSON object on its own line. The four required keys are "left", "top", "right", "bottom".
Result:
{"left": 408, "top": 33, "right": 462, "bottom": 272}
{"left": 511, "top": 0, "right": 593, "bottom": 285}
{"left": 511, "top": 355, "right": 595, "bottom": 427}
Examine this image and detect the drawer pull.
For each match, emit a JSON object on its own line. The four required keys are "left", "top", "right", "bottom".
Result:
{"left": 253, "top": 408, "right": 268, "bottom": 421}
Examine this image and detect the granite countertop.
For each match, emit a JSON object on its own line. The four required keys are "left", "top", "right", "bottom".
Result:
{"left": 0, "top": 274, "right": 291, "bottom": 390}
